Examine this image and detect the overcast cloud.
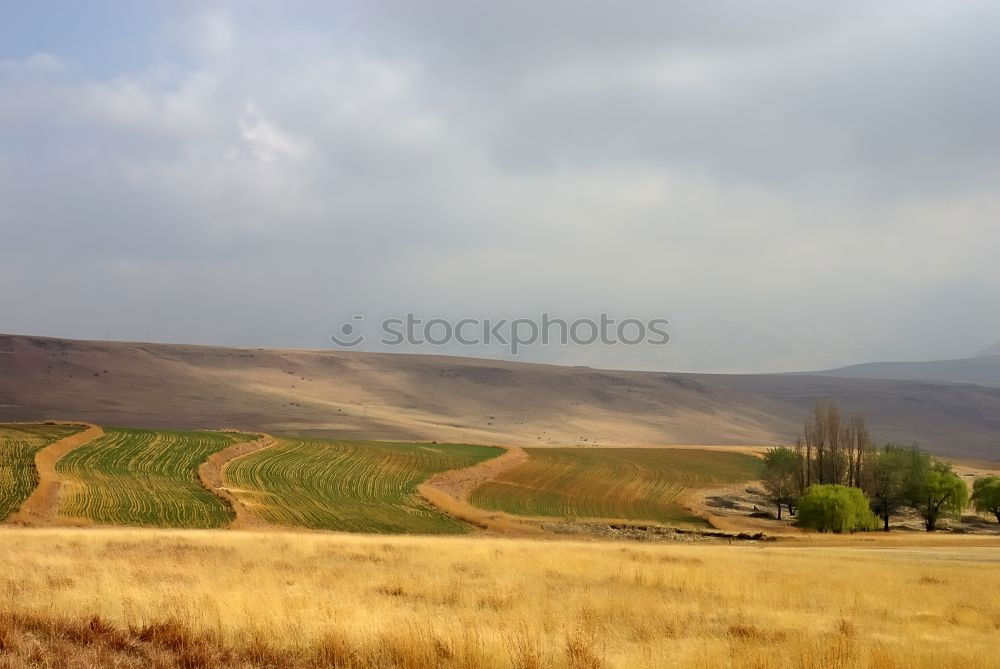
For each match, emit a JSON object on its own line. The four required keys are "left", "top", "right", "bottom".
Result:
{"left": 3, "top": 1, "right": 1000, "bottom": 372}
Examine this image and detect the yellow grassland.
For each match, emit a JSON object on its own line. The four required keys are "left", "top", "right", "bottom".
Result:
{"left": 0, "top": 527, "right": 997, "bottom": 668}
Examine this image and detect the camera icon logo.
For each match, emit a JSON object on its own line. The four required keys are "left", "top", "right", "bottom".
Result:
{"left": 330, "top": 315, "right": 365, "bottom": 347}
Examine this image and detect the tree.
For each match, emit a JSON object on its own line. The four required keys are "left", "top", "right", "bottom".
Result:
{"left": 796, "top": 484, "right": 878, "bottom": 533}
{"left": 971, "top": 476, "right": 1000, "bottom": 523}
{"left": 793, "top": 437, "right": 808, "bottom": 498}
{"left": 844, "top": 415, "right": 870, "bottom": 487}
{"left": 908, "top": 460, "right": 968, "bottom": 531}
{"left": 863, "top": 445, "right": 911, "bottom": 531}
{"left": 805, "top": 401, "right": 836, "bottom": 484}
{"left": 799, "top": 401, "right": 869, "bottom": 487}
{"left": 762, "top": 447, "right": 799, "bottom": 519}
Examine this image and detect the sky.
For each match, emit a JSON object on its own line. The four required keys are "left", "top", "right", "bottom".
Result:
{"left": 3, "top": 1, "right": 1000, "bottom": 373}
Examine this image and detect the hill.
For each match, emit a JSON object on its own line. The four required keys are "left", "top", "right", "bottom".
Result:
{"left": 806, "top": 354, "right": 1000, "bottom": 388}
{"left": 2, "top": 334, "right": 1000, "bottom": 458}
{"left": 979, "top": 339, "right": 1000, "bottom": 357}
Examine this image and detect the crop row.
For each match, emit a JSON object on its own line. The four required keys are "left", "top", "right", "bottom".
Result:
{"left": 6, "top": 426, "right": 763, "bottom": 532}
{"left": 56, "top": 427, "right": 251, "bottom": 528}
{"left": 469, "top": 447, "right": 762, "bottom": 524}
{"left": 224, "top": 439, "right": 502, "bottom": 533}
{"left": 0, "top": 423, "right": 82, "bottom": 520}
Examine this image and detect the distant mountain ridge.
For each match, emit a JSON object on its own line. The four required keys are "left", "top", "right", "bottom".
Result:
{"left": 807, "top": 354, "right": 1000, "bottom": 388}
{"left": 979, "top": 339, "right": 1000, "bottom": 357}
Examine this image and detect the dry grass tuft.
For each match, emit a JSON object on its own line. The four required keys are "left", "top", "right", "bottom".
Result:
{"left": 727, "top": 623, "right": 787, "bottom": 643}
{"left": 565, "top": 627, "right": 604, "bottom": 669}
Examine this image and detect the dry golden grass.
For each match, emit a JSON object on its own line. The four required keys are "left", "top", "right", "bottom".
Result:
{"left": 0, "top": 528, "right": 997, "bottom": 668}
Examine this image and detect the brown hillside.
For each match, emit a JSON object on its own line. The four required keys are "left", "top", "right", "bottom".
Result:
{"left": 2, "top": 334, "right": 999, "bottom": 458}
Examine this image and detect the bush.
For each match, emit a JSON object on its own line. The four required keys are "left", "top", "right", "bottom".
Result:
{"left": 971, "top": 476, "right": 1000, "bottom": 523}
{"left": 796, "top": 484, "right": 878, "bottom": 533}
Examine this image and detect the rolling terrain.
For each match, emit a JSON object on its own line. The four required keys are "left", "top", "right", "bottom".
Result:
{"left": 0, "top": 422, "right": 768, "bottom": 534}
{"left": 3, "top": 334, "right": 1000, "bottom": 457}
{"left": 469, "top": 448, "right": 761, "bottom": 525}
{"left": 224, "top": 438, "right": 502, "bottom": 533}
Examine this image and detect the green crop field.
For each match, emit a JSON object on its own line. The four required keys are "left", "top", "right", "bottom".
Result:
{"left": 0, "top": 423, "right": 82, "bottom": 520}
{"left": 225, "top": 438, "right": 502, "bottom": 533}
{"left": 56, "top": 427, "right": 251, "bottom": 528}
{"left": 469, "top": 448, "right": 762, "bottom": 525}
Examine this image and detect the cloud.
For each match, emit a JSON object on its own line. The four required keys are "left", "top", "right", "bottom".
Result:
{"left": 238, "top": 102, "right": 308, "bottom": 162}
{"left": 2, "top": 2, "right": 1000, "bottom": 371}
{"left": 0, "top": 52, "right": 66, "bottom": 76}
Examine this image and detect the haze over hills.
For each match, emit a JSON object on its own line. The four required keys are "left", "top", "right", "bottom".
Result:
{"left": 2, "top": 333, "right": 1000, "bottom": 459}
{"left": 806, "top": 354, "right": 1000, "bottom": 388}
{"left": 979, "top": 339, "right": 1000, "bottom": 357}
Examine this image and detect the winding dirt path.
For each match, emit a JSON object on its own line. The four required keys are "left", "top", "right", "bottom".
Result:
{"left": 418, "top": 446, "right": 542, "bottom": 534}
{"left": 198, "top": 433, "right": 276, "bottom": 529}
{"left": 9, "top": 422, "right": 103, "bottom": 526}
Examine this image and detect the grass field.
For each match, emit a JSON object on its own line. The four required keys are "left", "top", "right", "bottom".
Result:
{"left": 55, "top": 427, "right": 252, "bottom": 528}
{"left": 0, "top": 423, "right": 82, "bottom": 520}
{"left": 469, "top": 447, "right": 761, "bottom": 525}
{"left": 225, "top": 438, "right": 502, "bottom": 533}
{"left": 0, "top": 527, "right": 996, "bottom": 668}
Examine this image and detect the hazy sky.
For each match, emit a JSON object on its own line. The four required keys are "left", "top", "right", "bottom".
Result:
{"left": 3, "top": 1, "right": 1000, "bottom": 372}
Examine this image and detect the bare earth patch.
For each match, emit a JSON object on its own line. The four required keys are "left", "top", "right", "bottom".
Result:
{"left": 197, "top": 432, "right": 276, "bottom": 529}
{"left": 682, "top": 481, "right": 803, "bottom": 534}
{"left": 418, "top": 445, "right": 540, "bottom": 533}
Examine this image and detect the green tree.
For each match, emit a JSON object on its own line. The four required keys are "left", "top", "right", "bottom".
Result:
{"left": 796, "top": 484, "right": 878, "bottom": 533}
{"left": 863, "top": 445, "right": 911, "bottom": 531}
{"left": 971, "top": 476, "right": 1000, "bottom": 523}
{"left": 908, "top": 460, "right": 968, "bottom": 531}
{"left": 762, "top": 447, "right": 799, "bottom": 519}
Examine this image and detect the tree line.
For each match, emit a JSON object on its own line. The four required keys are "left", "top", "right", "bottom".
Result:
{"left": 762, "top": 401, "right": 1000, "bottom": 533}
